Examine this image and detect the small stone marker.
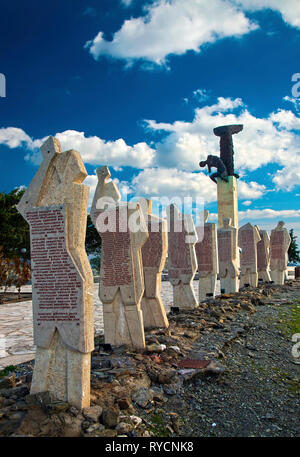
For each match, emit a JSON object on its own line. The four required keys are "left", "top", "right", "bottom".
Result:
{"left": 257, "top": 229, "right": 271, "bottom": 282}
{"left": 195, "top": 210, "right": 218, "bottom": 302}
{"left": 238, "top": 223, "right": 261, "bottom": 288}
{"left": 270, "top": 221, "right": 291, "bottom": 285}
{"left": 139, "top": 199, "right": 169, "bottom": 329}
{"left": 217, "top": 217, "right": 239, "bottom": 294}
{"left": 167, "top": 204, "right": 198, "bottom": 309}
{"left": 17, "top": 137, "right": 94, "bottom": 409}
{"left": 91, "top": 166, "right": 148, "bottom": 349}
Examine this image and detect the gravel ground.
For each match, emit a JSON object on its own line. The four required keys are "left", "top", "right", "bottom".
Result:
{"left": 0, "top": 281, "right": 299, "bottom": 437}
{"left": 164, "top": 284, "right": 300, "bottom": 437}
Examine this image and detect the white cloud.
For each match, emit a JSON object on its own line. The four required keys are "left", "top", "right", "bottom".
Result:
{"left": 85, "top": 0, "right": 257, "bottom": 65}
{"left": 283, "top": 96, "right": 300, "bottom": 112}
{"left": 132, "top": 167, "right": 217, "bottom": 202}
{"left": 193, "top": 88, "right": 209, "bottom": 103}
{"left": 130, "top": 167, "right": 265, "bottom": 203}
{"left": 242, "top": 200, "right": 252, "bottom": 206}
{"left": 145, "top": 97, "right": 300, "bottom": 190}
{"left": 239, "top": 181, "right": 266, "bottom": 199}
{"left": 85, "top": 0, "right": 300, "bottom": 67}
{"left": 2, "top": 96, "right": 300, "bottom": 193}
{"left": 238, "top": 208, "right": 300, "bottom": 219}
{"left": 234, "top": 0, "right": 300, "bottom": 29}
{"left": 121, "top": 0, "right": 133, "bottom": 6}
{"left": 21, "top": 129, "right": 156, "bottom": 169}
{"left": 0, "top": 127, "right": 41, "bottom": 150}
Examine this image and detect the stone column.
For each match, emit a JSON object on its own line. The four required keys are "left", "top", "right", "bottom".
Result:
{"left": 217, "top": 217, "right": 239, "bottom": 294}
{"left": 238, "top": 223, "right": 261, "bottom": 288}
{"left": 91, "top": 167, "right": 148, "bottom": 349}
{"left": 217, "top": 176, "right": 238, "bottom": 230}
{"left": 17, "top": 137, "right": 94, "bottom": 409}
{"left": 167, "top": 204, "right": 198, "bottom": 309}
{"left": 270, "top": 221, "right": 291, "bottom": 285}
{"left": 195, "top": 210, "right": 218, "bottom": 302}
{"left": 257, "top": 229, "right": 271, "bottom": 282}
{"left": 139, "top": 199, "right": 169, "bottom": 329}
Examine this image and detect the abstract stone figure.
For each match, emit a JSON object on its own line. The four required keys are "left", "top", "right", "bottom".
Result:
{"left": 257, "top": 228, "right": 271, "bottom": 282}
{"left": 167, "top": 204, "right": 198, "bottom": 309}
{"left": 195, "top": 210, "right": 218, "bottom": 302}
{"left": 213, "top": 124, "right": 243, "bottom": 177}
{"left": 199, "top": 155, "right": 228, "bottom": 184}
{"left": 139, "top": 199, "right": 169, "bottom": 329}
{"left": 270, "top": 221, "right": 291, "bottom": 285}
{"left": 17, "top": 137, "right": 94, "bottom": 409}
{"left": 91, "top": 167, "right": 148, "bottom": 349}
{"left": 217, "top": 217, "right": 239, "bottom": 294}
{"left": 238, "top": 223, "right": 261, "bottom": 288}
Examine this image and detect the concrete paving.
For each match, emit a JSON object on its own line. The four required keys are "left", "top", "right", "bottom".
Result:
{"left": 0, "top": 281, "right": 210, "bottom": 369}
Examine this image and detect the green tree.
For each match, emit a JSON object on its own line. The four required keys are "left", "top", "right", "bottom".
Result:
{"left": 288, "top": 229, "right": 300, "bottom": 263}
{"left": 0, "top": 188, "right": 30, "bottom": 260}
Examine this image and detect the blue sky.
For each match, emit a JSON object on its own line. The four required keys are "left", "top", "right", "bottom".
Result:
{"left": 0, "top": 0, "right": 300, "bottom": 238}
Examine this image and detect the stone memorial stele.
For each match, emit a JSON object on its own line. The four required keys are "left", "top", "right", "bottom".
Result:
{"left": 257, "top": 228, "right": 271, "bottom": 282}
{"left": 195, "top": 210, "right": 218, "bottom": 302}
{"left": 270, "top": 221, "right": 291, "bottom": 285}
{"left": 138, "top": 199, "right": 169, "bottom": 329}
{"left": 167, "top": 204, "right": 198, "bottom": 309}
{"left": 17, "top": 137, "right": 94, "bottom": 409}
{"left": 238, "top": 222, "right": 261, "bottom": 288}
{"left": 91, "top": 166, "right": 148, "bottom": 349}
{"left": 217, "top": 217, "right": 239, "bottom": 294}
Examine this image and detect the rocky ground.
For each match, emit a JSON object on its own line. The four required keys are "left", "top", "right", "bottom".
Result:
{"left": 0, "top": 281, "right": 299, "bottom": 437}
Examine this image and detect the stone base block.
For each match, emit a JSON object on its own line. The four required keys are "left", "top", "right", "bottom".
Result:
{"left": 198, "top": 275, "right": 217, "bottom": 302}
{"left": 30, "top": 331, "right": 91, "bottom": 410}
{"left": 141, "top": 296, "right": 169, "bottom": 329}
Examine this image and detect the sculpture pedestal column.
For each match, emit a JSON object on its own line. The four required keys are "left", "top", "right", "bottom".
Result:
{"left": 217, "top": 176, "right": 238, "bottom": 229}
{"left": 217, "top": 176, "right": 239, "bottom": 269}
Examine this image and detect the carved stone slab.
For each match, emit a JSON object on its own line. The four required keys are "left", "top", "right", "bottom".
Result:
{"left": 195, "top": 224, "right": 218, "bottom": 276}
{"left": 270, "top": 230, "right": 285, "bottom": 270}
{"left": 257, "top": 230, "right": 269, "bottom": 271}
{"left": 27, "top": 206, "right": 88, "bottom": 352}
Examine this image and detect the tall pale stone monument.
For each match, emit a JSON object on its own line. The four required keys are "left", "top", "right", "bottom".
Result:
{"left": 200, "top": 125, "right": 243, "bottom": 270}
{"left": 195, "top": 210, "right": 218, "bottom": 301}
{"left": 257, "top": 228, "right": 271, "bottom": 282}
{"left": 217, "top": 217, "right": 239, "bottom": 294}
{"left": 17, "top": 137, "right": 94, "bottom": 409}
{"left": 138, "top": 199, "right": 169, "bottom": 329}
{"left": 167, "top": 204, "right": 198, "bottom": 309}
{"left": 238, "top": 223, "right": 261, "bottom": 288}
{"left": 91, "top": 167, "right": 148, "bottom": 349}
{"left": 270, "top": 221, "right": 291, "bottom": 285}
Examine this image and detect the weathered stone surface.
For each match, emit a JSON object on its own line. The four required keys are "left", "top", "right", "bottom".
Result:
{"left": 238, "top": 223, "right": 261, "bottom": 288}
{"left": 17, "top": 136, "right": 94, "bottom": 409}
{"left": 167, "top": 204, "right": 198, "bottom": 309}
{"left": 0, "top": 374, "right": 16, "bottom": 390}
{"left": 132, "top": 387, "right": 153, "bottom": 408}
{"left": 217, "top": 176, "right": 238, "bottom": 232}
{"left": 101, "top": 407, "right": 120, "bottom": 428}
{"left": 195, "top": 210, "right": 218, "bottom": 301}
{"left": 91, "top": 167, "right": 147, "bottom": 349}
{"left": 139, "top": 199, "right": 169, "bottom": 329}
{"left": 82, "top": 405, "right": 103, "bottom": 422}
{"left": 218, "top": 218, "right": 239, "bottom": 294}
{"left": 257, "top": 229, "right": 271, "bottom": 282}
{"left": 270, "top": 222, "right": 291, "bottom": 285}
